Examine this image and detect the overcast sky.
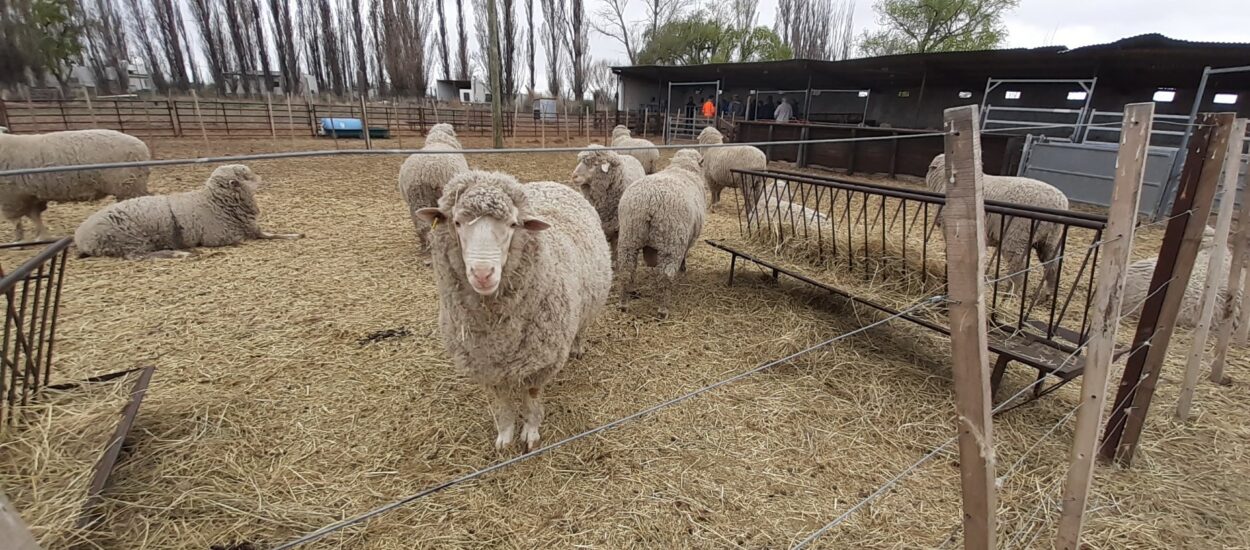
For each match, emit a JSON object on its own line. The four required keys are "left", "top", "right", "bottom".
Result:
{"left": 585, "top": 0, "right": 1250, "bottom": 63}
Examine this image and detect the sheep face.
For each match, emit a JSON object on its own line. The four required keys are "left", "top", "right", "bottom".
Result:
{"left": 416, "top": 180, "right": 550, "bottom": 296}
{"left": 207, "top": 164, "right": 262, "bottom": 193}
{"left": 572, "top": 149, "right": 616, "bottom": 195}
{"left": 612, "top": 126, "right": 631, "bottom": 139}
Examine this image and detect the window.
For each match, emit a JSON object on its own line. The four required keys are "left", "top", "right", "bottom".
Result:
{"left": 1004, "top": 90, "right": 1022, "bottom": 100}
{"left": 958, "top": 91, "right": 973, "bottom": 99}
{"left": 898, "top": 90, "right": 911, "bottom": 98}
{"left": 1067, "top": 91, "right": 1088, "bottom": 101}
{"left": 857, "top": 90, "right": 870, "bottom": 98}
{"left": 1153, "top": 89, "right": 1176, "bottom": 102}
{"left": 1214, "top": 93, "right": 1239, "bottom": 105}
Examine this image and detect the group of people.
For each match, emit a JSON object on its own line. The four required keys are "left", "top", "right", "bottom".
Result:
{"left": 653, "top": 94, "right": 799, "bottom": 124}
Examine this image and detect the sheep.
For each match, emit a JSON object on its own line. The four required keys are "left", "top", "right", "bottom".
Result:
{"left": 745, "top": 179, "right": 831, "bottom": 243}
{"left": 74, "top": 164, "right": 303, "bottom": 260}
{"left": 697, "top": 126, "right": 767, "bottom": 212}
{"left": 414, "top": 171, "right": 611, "bottom": 451}
{"left": 1122, "top": 226, "right": 1239, "bottom": 328}
{"left": 398, "top": 123, "right": 470, "bottom": 250}
{"left": 572, "top": 144, "right": 645, "bottom": 251}
{"left": 616, "top": 149, "right": 706, "bottom": 317}
{"left": 0, "top": 129, "right": 151, "bottom": 242}
{"left": 926, "top": 153, "right": 1069, "bottom": 303}
{"left": 611, "top": 125, "right": 660, "bottom": 174}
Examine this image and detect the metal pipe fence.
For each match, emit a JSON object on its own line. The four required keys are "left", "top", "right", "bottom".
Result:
{"left": 0, "top": 238, "right": 72, "bottom": 428}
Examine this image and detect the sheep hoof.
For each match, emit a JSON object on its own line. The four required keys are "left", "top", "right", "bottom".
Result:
{"left": 494, "top": 425, "right": 516, "bottom": 450}
{"left": 521, "top": 424, "right": 541, "bottom": 451}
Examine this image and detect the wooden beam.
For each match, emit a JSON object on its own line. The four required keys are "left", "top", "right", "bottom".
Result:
{"left": 1210, "top": 135, "right": 1250, "bottom": 381}
{"left": 359, "top": 95, "right": 373, "bottom": 150}
{"left": 1100, "top": 112, "right": 1235, "bottom": 465}
{"left": 941, "top": 104, "right": 997, "bottom": 550}
{"left": 1177, "top": 118, "right": 1248, "bottom": 419}
{"left": 1055, "top": 102, "right": 1154, "bottom": 549}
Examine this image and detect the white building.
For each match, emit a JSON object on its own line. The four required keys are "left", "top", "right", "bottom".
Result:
{"left": 435, "top": 79, "right": 490, "bottom": 103}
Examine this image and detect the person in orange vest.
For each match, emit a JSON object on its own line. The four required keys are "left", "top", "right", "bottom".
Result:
{"left": 702, "top": 97, "right": 716, "bottom": 119}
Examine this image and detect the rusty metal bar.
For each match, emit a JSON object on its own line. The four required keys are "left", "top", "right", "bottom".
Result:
{"left": 76, "top": 366, "right": 155, "bottom": 529}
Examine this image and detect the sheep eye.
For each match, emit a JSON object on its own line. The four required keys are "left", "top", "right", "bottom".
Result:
{"left": 454, "top": 220, "right": 462, "bottom": 227}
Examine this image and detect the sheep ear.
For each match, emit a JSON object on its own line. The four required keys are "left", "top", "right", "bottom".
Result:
{"left": 600, "top": 162, "right": 610, "bottom": 173}
{"left": 415, "top": 207, "right": 446, "bottom": 225}
{"left": 521, "top": 218, "right": 550, "bottom": 231}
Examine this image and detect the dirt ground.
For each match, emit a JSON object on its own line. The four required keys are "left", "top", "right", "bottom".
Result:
{"left": 1, "top": 134, "right": 1247, "bottom": 549}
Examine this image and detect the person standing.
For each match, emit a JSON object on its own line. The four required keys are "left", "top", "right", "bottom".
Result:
{"left": 702, "top": 97, "right": 716, "bottom": 120}
{"left": 774, "top": 98, "right": 793, "bottom": 123}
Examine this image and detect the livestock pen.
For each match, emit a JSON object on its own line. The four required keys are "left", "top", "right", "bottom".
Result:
{"left": 0, "top": 109, "right": 1246, "bottom": 550}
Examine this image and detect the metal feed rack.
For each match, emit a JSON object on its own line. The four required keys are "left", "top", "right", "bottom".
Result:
{"left": 711, "top": 168, "right": 1110, "bottom": 400}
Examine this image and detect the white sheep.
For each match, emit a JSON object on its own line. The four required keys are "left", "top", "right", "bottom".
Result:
{"left": 1122, "top": 226, "right": 1239, "bottom": 328}
{"left": 74, "top": 164, "right": 302, "bottom": 259}
{"left": 746, "top": 179, "right": 831, "bottom": 243}
{"left": 611, "top": 125, "right": 660, "bottom": 174}
{"left": 0, "top": 129, "right": 151, "bottom": 242}
{"left": 616, "top": 149, "right": 706, "bottom": 317}
{"left": 414, "top": 171, "right": 611, "bottom": 450}
{"left": 398, "top": 123, "right": 470, "bottom": 250}
{"left": 927, "top": 153, "right": 1069, "bottom": 301}
{"left": 572, "top": 144, "right": 645, "bottom": 251}
{"left": 697, "top": 126, "right": 767, "bottom": 212}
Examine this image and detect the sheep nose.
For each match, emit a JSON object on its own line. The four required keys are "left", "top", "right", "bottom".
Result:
{"left": 470, "top": 265, "right": 495, "bottom": 283}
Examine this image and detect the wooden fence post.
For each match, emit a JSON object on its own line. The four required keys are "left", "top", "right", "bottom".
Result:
{"left": 643, "top": 108, "right": 649, "bottom": 137}
{"left": 1176, "top": 118, "right": 1247, "bottom": 418}
{"left": 563, "top": 105, "right": 569, "bottom": 142}
{"left": 307, "top": 99, "right": 318, "bottom": 137}
{"left": 1209, "top": 138, "right": 1250, "bottom": 381}
{"left": 143, "top": 100, "right": 154, "bottom": 135}
{"left": 166, "top": 94, "right": 181, "bottom": 137}
{"left": 1055, "top": 102, "right": 1154, "bottom": 549}
{"left": 941, "top": 104, "right": 997, "bottom": 550}
{"left": 82, "top": 87, "right": 97, "bottom": 126}
{"left": 219, "top": 101, "right": 230, "bottom": 136}
{"left": 286, "top": 94, "right": 295, "bottom": 142}
{"left": 265, "top": 92, "right": 277, "bottom": 137}
{"left": 114, "top": 101, "right": 125, "bottom": 132}
{"left": 0, "top": 98, "right": 9, "bottom": 131}
{"left": 191, "top": 90, "right": 209, "bottom": 144}
{"left": 1100, "top": 112, "right": 1236, "bottom": 465}
{"left": 359, "top": 95, "right": 373, "bottom": 150}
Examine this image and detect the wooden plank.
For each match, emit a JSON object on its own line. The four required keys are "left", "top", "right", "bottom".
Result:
{"left": 359, "top": 95, "right": 373, "bottom": 150}
{"left": 941, "top": 104, "right": 997, "bottom": 550}
{"left": 1101, "top": 112, "right": 1235, "bottom": 465}
{"left": 1210, "top": 133, "right": 1250, "bottom": 381}
{"left": 1177, "top": 118, "right": 1247, "bottom": 419}
{"left": 1056, "top": 102, "right": 1154, "bottom": 549}
{"left": 266, "top": 93, "right": 277, "bottom": 137}
{"left": 191, "top": 90, "right": 208, "bottom": 144}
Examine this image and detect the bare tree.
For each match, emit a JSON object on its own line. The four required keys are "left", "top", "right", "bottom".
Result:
{"left": 775, "top": 0, "right": 855, "bottom": 61}
{"left": 435, "top": 0, "right": 451, "bottom": 79}
{"left": 524, "top": 0, "right": 535, "bottom": 95}
{"left": 585, "top": 58, "right": 613, "bottom": 106}
{"left": 501, "top": 0, "right": 516, "bottom": 100}
{"left": 300, "top": 1, "right": 327, "bottom": 93}
{"left": 269, "top": 0, "right": 299, "bottom": 93}
{"left": 191, "top": 0, "right": 232, "bottom": 94}
{"left": 149, "top": 0, "right": 192, "bottom": 91}
{"left": 81, "top": 0, "right": 130, "bottom": 95}
{"left": 248, "top": 0, "right": 275, "bottom": 94}
{"left": 591, "top": 0, "right": 637, "bottom": 65}
{"left": 539, "top": 0, "right": 565, "bottom": 97}
{"left": 350, "top": 0, "right": 369, "bottom": 95}
{"left": 123, "top": 0, "right": 169, "bottom": 92}
{"left": 566, "top": 0, "right": 587, "bottom": 101}
{"left": 316, "top": 0, "right": 346, "bottom": 95}
{"left": 380, "top": 0, "right": 431, "bottom": 96}
{"left": 643, "top": 0, "right": 682, "bottom": 38}
{"left": 371, "top": 0, "right": 386, "bottom": 96}
{"left": 455, "top": 0, "right": 469, "bottom": 79}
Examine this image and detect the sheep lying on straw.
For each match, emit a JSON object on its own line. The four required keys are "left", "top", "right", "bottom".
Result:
{"left": 927, "top": 153, "right": 1068, "bottom": 300}
{"left": 697, "top": 126, "right": 767, "bottom": 212}
{"left": 0, "top": 129, "right": 151, "bottom": 242}
{"left": 415, "top": 171, "right": 611, "bottom": 450}
{"left": 572, "top": 144, "right": 645, "bottom": 252}
{"left": 398, "top": 123, "right": 470, "bottom": 250}
{"left": 616, "top": 149, "right": 706, "bottom": 317}
{"left": 1122, "top": 226, "right": 1240, "bottom": 328}
{"left": 611, "top": 125, "right": 660, "bottom": 174}
{"left": 74, "top": 164, "right": 303, "bottom": 259}
{"left": 746, "top": 179, "right": 831, "bottom": 245}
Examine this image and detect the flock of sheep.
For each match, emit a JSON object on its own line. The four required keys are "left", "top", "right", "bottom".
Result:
{"left": 0, "top": 122, "right": 1231, "bottom": 451}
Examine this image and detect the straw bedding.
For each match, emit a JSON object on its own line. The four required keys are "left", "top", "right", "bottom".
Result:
{"left": 0, "top": 136, "right": 1244, "bottom": 549}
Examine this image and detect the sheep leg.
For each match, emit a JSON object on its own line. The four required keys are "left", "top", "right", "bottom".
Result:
{"left": 258, "top": 230, "right": 305, "bottom": 240}
{"left": 570, "top": 331, "right": 587, "bottom": 359}
{"left": 29, "top": 203, "right": 50, "bottom": 240}
{"left": 657, "top": 252, "right": 683, "bottom": 319}
{"left": 520, "top": 386, "right": 545, "bottom": 451}
{"left": 127, "top": 250, "right": 194, "bottom": 260}
{"left": 618, "top": 247, "right": 640, "bottom": 311}
{"left": 709, "top": 186, "right": 722, "bottom": 213}
{"left": 11, "top": 218, "right": 23, "bottom": 243}
{"left": 488, "top": 384, "right": 518, "bottom": 450}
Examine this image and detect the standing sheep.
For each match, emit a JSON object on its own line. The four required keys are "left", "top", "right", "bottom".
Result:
{"left": 414, "top": 171, "right": 611, "bottom": 450}
{"left": 1122, "top": 226, "right": 1239, "bottom": 328}
{"left": 616, "top": 149, "right": 706, "bottom": 317}
{"left": 398, "top": 123, "right": 470, "bottom": 250}
{"left": 0, "top": 129, "right": 151, "bottom": 242}
{"left": 927, "top": 153, "right": 1069, "bottom": 302}
{"left": 572, "top": 144, "right": 645, "bottom": 251}
{"left": 611, "top": 125, "right": 660, "bottom": 174}
{"left": 698, "top": 126, "right": 767, "bottom": 212}
{"left": 74, "top": 164, "right": 302, "bottom": 259}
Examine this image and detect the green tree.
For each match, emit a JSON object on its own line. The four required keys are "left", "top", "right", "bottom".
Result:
{"left": 31, "top": 0, "right": 85, "bottom": 90}
{"left": 858, "top": 0, "right": 1019, "bottom": 56}
{"left": 636, "top": 15, "right": 791, "bottom": 65}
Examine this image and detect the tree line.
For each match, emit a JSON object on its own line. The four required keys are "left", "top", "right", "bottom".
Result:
{"left": 0, "top": 0, "right": 1019, "bottom": 99}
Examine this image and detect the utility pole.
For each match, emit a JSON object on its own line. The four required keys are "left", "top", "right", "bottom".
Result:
{"left": 486, "top": 0, "right": 504, "bottom": 148}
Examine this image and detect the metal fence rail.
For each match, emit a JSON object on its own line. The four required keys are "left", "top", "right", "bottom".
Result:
{"left": 0, "top": 238, "right": 72, "bottom": 428}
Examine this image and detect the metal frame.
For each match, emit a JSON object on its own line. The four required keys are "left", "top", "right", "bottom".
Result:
{"left": 1157, "top": 64, "right": 1250, "bottom": 220}
{"left": 980, "top": 78, "right": 1098, "bottom": 141}
{"left": 664, "top": 80, "right": 720, "bottom": 144}
{"left": 0, "top": 237, "right": 72, "bottom": 428}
